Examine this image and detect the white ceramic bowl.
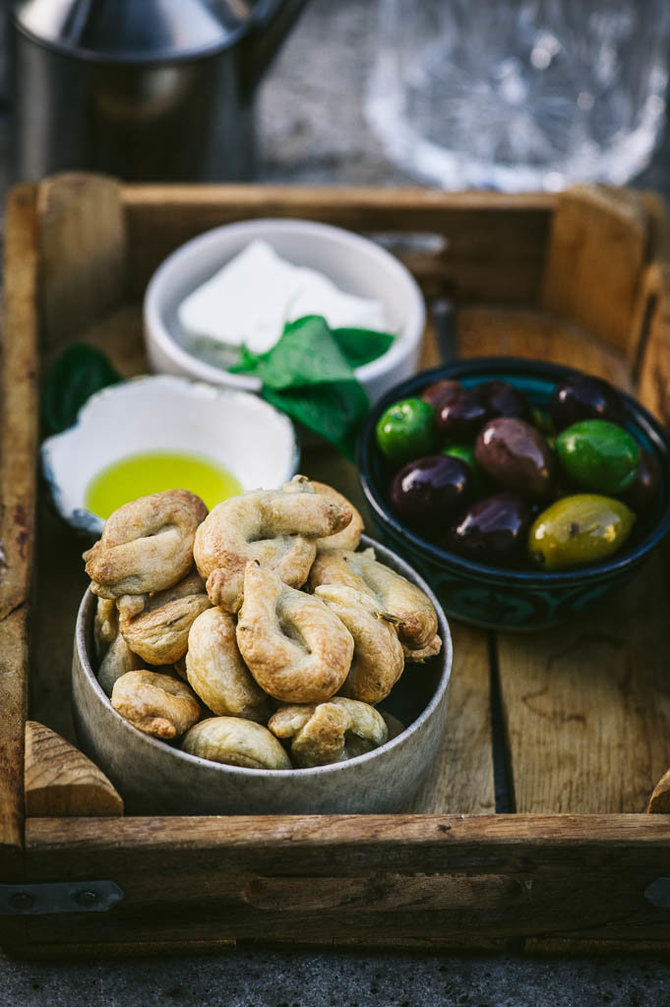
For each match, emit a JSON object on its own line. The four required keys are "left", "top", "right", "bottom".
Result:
{"left": 41, "top": 375, "right": 299, "bottom": 535}
{"left": 72, "top": 535, "right": 452, "bottom": 815}
{"left": 144, "top": 218, "right": 426, "bottom": 404}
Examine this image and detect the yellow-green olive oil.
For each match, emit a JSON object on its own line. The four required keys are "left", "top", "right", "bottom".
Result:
{"left": 85, "top": 451, "right": 242, "bottom": 519}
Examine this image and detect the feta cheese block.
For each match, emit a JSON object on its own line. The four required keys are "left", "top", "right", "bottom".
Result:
{"left": 178, "top": 239, "right": 388, "bottom": 356}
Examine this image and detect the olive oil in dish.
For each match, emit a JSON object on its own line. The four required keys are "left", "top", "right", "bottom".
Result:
{"left": 85, "top": 451, "right": 241, "bottom": 518}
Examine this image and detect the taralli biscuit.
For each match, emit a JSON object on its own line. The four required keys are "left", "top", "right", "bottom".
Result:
{"left": 268, "top": 697, "right": 388, "bottom": 767}
{"left": 84, "top": 490, "right": 208, "bottom": 598}
{"left": 309, "top": 547, "right": 438, "bottom": 650}
{"left": 111, "top": 670, "right": 201, "bottom": 740}
{"left": 118, "top": 569, "right": 211, "bottom": 665}
{"left": 282, "top": 476, "right": 364, "bottom": 552}
{"left": 236, "top": 562, "right": 354, "bottom": 704}
{"left": 193, "top": 480, "right": 352, "bottom": 612}
{"left": 182, "top": 717, "right": 291, "bottom": 770}
{"left": 186, "top": 606, "right": 267, "bottom": 720}
{"left": 315, "top": 583, "right": 404, "bottom": 704}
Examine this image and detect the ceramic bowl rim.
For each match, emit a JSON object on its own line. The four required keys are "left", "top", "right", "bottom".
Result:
{"left": 75, "top": 533, "right": 453, "bottom": 780}
{"left": 358, "top": 356, "right": 670, "bottom": 585}
{"left": 143, "top": 217, "right": 426, "bottom": 390}
{"left": 41, "top": 374, "right": 300, "bottom": 535}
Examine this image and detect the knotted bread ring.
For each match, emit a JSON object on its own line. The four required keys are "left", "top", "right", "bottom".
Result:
{"left": 118, "top": 569, "right": 211, "bottom": 665}
{"left": 282, "top": 476, "right": 364, "bottom": 552}
{"left": 236, "top": 562, "right": 354, "bottom": 703}
{"left": 111, "top": 670, "right": 201, "bottom": 739}
{"left": 182, "top": 717, "right": 291, "bottom": 770}
{"left": 309, "top": 547, "right": 439, "bottom": 652}
{"left": 193, "top": 481, "right": 352, "bottom": 612}
{"left": 268, "top": 697, "right": 388, "bottom": 767}
{"left": 314, "top": 584, "right": 405, "bottom": 704}
{"left": 186, "top": 607, "right": 268, "bottom": 720}
{"left": 93, "top": 598, "right": 142, "bottom": 696}
{"left": 84, "top": 490, "right": 208, "bottom": 598}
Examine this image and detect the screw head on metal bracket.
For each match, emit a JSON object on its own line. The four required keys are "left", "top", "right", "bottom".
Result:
{"left": 74, "top": 890, "right": 99, "bottom": 907}
{"left": 8, "top": 892, "right": 35, "bottom": 910}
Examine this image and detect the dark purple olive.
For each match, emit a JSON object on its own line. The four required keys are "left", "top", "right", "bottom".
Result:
{"left": 478, "top": 380, "right": 532, "bottom": 422}
{"left": 436, "top": 387, "right": 491, "bottom": 441}
{"left": 420, "top": 379, "right": 461, "bottom": 411}
{"left": 550, "top": 374, "right": 626, "bottom": 432}
{"left": 447, "top": 494, "right": 533, "bottom": 566}
{"left": 389, "top": 455, "right": 472, "bottom": 528}
{"left": 475, "top": 417, "right": 555, "bottom": 498}
{"left": 620, "top": 448, "right": 660, "bottom": 514}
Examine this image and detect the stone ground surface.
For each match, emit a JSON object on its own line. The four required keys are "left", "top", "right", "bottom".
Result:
{"left": 2, "top": 0, "right": 670, "bottom": 1003}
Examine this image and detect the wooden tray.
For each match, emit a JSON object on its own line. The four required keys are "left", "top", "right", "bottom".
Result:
{"left": 2, "top": 175, "right": 670, "bottom": 958}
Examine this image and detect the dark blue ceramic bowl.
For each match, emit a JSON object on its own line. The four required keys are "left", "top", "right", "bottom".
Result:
{"left": 358, "top": 357, "right": 670, "bottom": 630}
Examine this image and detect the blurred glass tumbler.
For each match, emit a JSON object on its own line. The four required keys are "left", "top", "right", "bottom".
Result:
{"left": 11, "top": 0, "right": 308, "bottom": 182}
{"left": 366, "top": 0, "right": 670, "bottom": 191}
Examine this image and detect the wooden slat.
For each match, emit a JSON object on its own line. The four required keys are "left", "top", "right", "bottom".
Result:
{"left": 0, "top": 184, "right": 39, "bottom": 880}
{"left": 636, "top": 262, "right": 670, "bottom": 428}
{"left": 457, "top": 306, "right": 632, "bottom": 387}
{"left": 541, "top": 186, "right": 647, "bottom": 356}
{"left": 20, "top": 815, "right": 670, "bottom": 947}
{"left": 38, "top": 174, "right": 127, "bottom": 348}
{"left": 409, "top": 623, "right": 494, "bottom": 814}
{"left": 497, "top": 550, "right": 670, "bottom": 813}
{"left": 454, "top": 306, "right": 670, "bottom": 814}
{"left": 122, "top": 184, "right": 554, "bottom": 305}
{"left": 24, "top": 721, "right": 123, "bottom": 817}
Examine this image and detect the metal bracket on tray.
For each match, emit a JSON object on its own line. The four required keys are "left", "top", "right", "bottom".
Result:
{"left": 0, "top": 880, "right": 123, "bottom": 915}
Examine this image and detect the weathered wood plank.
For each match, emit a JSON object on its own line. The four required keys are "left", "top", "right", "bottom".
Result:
{"left": 496, "top": 550, "right": 670, "bottom": 813}
{"left": 21, "top": 815, "right": 670, "bottom": 947}
{"left": 0, "top": 184, "right": 40, "bottom": 879}
{"left": 541, "top": 186, "right": 647, "bottom": 356}
{"left": 457, "top": 307, "right": 632, "bottom": 388}
{"left": 24, "top": 721, "right": 123, "bottom": 818}
{"left": 409, "top": 622, "right": 494, "bottom": 814}
{"left": 38, "top": 174, "right": 127, "bottom": 348}
{"left": 455, "top": 304, "right": 670, "bottom": 814}
{"left": 122, "top": 185, "right": 553, "bottom": 304}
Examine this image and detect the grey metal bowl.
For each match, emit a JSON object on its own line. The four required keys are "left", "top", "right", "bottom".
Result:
{"left": 72, "top": 535, "right": 452, "bottom": 815}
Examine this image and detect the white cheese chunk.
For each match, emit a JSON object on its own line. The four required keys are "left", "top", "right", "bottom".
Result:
{"left": 178, "top": 239, "right": 387, "bottom": 356}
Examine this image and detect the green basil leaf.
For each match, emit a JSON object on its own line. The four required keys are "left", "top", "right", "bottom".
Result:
{"left": 262, "top": 380, "right": 369, "bottom": 461}
{"left": 231, "top": 315, "right": 373, "bottom": 458}
{"left": 231, "top": 316, "right": 354, "bottom": 388}
{"left": 42, "top": 344, "right": 122, "bottom": 435}
{"left": 331, "top": 327, "right": 394, "bottom": 368}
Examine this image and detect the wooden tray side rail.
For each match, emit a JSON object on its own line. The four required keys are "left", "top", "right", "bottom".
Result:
{"left": 3, "top": 175, "right": 670, "bottom": 956}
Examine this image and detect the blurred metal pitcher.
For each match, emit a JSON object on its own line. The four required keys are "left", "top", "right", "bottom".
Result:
{"left": 11, "top": 0, "right": 309, "bottom": 182}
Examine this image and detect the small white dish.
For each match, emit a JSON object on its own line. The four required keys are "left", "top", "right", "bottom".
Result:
{"left": 41, "top": 375, "right": 299, "bottom": 535}
{"left": 144, "top": 218, "right": 426, "bottom": 404}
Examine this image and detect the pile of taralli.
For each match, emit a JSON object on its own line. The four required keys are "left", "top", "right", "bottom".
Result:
{"left": 83, "top": 476, "right": 442, "bottom": 770}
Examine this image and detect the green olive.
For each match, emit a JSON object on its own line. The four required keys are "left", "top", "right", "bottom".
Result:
{"left": 375, "top": 398, "right": 436, "bottom": 465}
{"left": 529, "top": 494, "right": 635, "bottom": 570}
{"left": 556, "top": 419, "right": 640, "bottom": 495}
{"left": 441, "top": 443, "right": 485, "bottom": 492}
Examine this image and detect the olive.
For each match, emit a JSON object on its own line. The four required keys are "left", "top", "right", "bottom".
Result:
{"left": 421, "top": 379, "right": 461, "bottom": 411}
{"left": 441, "top": 442, "right": 486, "bottom": 494}
{"left": 556, "top": 419, "right": 640, "bottom": 495}
{"left": 550, "top": 374, "right": 626, "bottom": 432}
{"left": 376, "top": 397, "right": 436, "bottom": 465}
{"left": 479, "top": 380, "right": 532, "bottom": 422}
{"left": 475, "top": 417, "right": 555, "bottom": 498}
{"left": 389, "top": 455, "right": 472, "bottom": 528}
{"left": 528, "top": 494, "right": 635, "bottom": 570}
{"left": 620, "top": 448, "right": 661, "bottom": 514}
{"left": 447, "top": 493, "right": 533, "bottom": 566}
{"left": 436, "top": 387, "right": 490, "bottom": 441}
